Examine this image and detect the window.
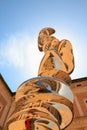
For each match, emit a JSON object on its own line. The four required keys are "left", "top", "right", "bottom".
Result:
{"left": 83, "top": 99, "right": 87, "bottom": 107}
{"left": 85, "top": 100, "right": 87, "bottom": 103}
{"left": 76, "top": 83, "right": 82, "bottom": 87}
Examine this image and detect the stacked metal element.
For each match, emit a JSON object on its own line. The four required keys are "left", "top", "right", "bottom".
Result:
{"left": 6, "top": 27, "right": 74, "bottom": 130}
{"left": 7, "top": 77, "right": 73, "bottom": 130}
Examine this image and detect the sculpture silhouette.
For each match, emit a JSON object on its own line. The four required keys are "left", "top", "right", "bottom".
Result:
{"left": 6, "top": 27, "right": 74, "bottom": 130}
{"left": 38, "top": 27, "right": 74, "bottom": 83}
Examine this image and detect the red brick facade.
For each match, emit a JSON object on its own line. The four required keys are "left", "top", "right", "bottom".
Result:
{"left": 65, "top": 77, "right": 87, "bottom": 130}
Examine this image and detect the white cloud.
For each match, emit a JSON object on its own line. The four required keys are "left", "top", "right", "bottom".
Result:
{"left": 0, "top": 33, "right": 44, "bottom": 76}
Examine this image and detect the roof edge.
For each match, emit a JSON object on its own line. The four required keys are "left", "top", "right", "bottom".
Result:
{"left": 72, "top": 77, "right": 87, "bottom": 83}
{"left": 0, "top": 73, "right": 15, "bottom": 95}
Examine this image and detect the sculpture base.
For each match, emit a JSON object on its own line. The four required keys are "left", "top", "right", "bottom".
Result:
{"left": 6, "top": 76, "right": 74, "bottom": 130}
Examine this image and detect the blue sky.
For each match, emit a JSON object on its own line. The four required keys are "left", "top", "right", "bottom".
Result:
{"left": 0, "top": 0, "right": 87, "bottom": 92}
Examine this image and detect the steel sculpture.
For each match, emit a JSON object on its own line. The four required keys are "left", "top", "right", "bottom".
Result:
{"left": 6, "top": 27, "right": 75, "bottom": 130}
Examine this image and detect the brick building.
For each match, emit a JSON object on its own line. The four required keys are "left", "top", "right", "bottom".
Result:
{"left": 65, "top": 77, "right": 87, "bottom": 130}
{"left": 0, "top": 74, "right": 87, "bottom": 130}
